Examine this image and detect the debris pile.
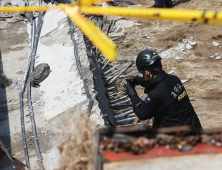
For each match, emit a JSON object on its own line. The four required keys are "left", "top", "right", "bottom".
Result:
{"left": 99, "top": 132, "right": 222, "bottom": 154}
{"left": 57, "top": 113, "right": 95, "bottom": 170}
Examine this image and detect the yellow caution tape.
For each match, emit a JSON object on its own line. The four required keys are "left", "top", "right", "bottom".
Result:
{"left": 1, "top": 3, "right": 222, "bottom": 61}
{"left": 65, "top": 6, "right": 117, "bottom": 61}
{"left": 80, "top": 6, "right": 222, "bottom": 24}
{"left": 0, "top": 6, "right": 56, "bottom": 13}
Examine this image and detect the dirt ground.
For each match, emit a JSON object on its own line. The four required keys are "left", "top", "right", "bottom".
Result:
{"left": 113, "top": 0, "right": 222, "bottom": 128}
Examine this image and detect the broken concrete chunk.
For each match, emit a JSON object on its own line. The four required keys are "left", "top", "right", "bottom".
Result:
{"left": 178, "top": 43, "right": 186, "bottom": 52}
{"left": 0, "top": 0, "right": 10, "bottom": 6}
{"left": 186, "top": 44, "right": 192, "bottom": 50}
{"left": 142, "top": 35, "right": 149, "bottom": 38}
{"left": 1, "top": 13, "right": 13, "bottom": 18}
{"left": 10, "top": 0, "right": 25, "bottom": 6}
{"left": 189, "top": 41, "right": 197, "bottom": 46}
{"left": 215, "top": 56, "right": 221, "bottom": 60}
{"left": 134, "top": 23, "right": 142, "bottom": 26}
{"left": 30, "top": 63, "right": 50, "bottom": 88}
{"left": 175, "top": 56, "right": 183, "bottom": 60}
{"left": 213, "top": 42, "right": 220, "bottom": 47}
{"left": 108, "top": 32, "right": 125, "bottom": 38}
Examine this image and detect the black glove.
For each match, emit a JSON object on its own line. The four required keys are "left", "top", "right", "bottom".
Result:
{"left": 123, "top": 83, "right": 137, "bottom": 97}
{"left": 126, "top": 76, "right": 145, "bottom": 86}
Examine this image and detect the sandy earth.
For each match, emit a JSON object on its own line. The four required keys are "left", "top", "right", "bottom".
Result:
{"left": 112, "top": 0, "right": 222, "bottom": 128}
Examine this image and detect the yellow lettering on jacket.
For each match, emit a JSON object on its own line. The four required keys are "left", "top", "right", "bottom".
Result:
{"left": 178, "top": 91, "right": 187, "bottom": 101}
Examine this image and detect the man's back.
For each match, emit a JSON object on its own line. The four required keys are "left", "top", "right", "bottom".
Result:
{"left": 147, "top": 71, "right": 202, "bottom": 128}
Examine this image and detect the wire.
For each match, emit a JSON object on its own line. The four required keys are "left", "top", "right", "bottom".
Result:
{"left": 67, "top": 18, "right": 94, "bottom": 115}
{"left": 26, "top": 14, "right": 45, "bottom": 170}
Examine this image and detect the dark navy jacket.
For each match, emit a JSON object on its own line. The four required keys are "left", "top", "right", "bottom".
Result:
{"left": 130, "top": 71, "right": 202, "bottom": 128}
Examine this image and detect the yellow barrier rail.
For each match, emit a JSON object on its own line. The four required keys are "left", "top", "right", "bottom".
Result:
{"left": 0, "top": 2, "right": 222, "bottom": 60}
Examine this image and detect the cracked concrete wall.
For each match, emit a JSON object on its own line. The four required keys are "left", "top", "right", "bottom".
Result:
{"left": 26, "top": 9, "right": 104, "bottom": 169}
{"left": 28, "top": 10, "right": 103, "bottom": 124}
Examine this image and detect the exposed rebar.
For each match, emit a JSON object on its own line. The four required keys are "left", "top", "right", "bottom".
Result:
{"left": 115, "top": 110, "right": 134, "bottom": 118}
{"left": 111, "top": 95, "right": 143, "bottom": 106}
{"left": 107, "top": 86, "right": 115, "bottom": 90}
{"left": 103, "top": 59, "right": 127, "bottom": 75}
{"left": 108, "top": 62, "right": 135, "bottom": 85}
{"left": 116, "top": 117, "right": 137, "bottom": 123}
{"left": 116, "top": 123, "right": 142, "bottom": 127}
{"left": 113, "top": 107, "right": 132, "bottom": 114}
{"left": 110, "top": 95, "right": 128, "bottom": 103}
{"left": 109, "top": 90, "right": 124, "bottom": 98}
{"left": 105, "top": 67, "right": 125, "bottom": 80}
{"left": 102, "top": 59, "right": 110, "bottom": 70}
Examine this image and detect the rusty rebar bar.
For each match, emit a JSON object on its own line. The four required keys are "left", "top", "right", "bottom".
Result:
{"left": 103, "top": 59, "right": 127, "bottom": 75}
{"left": 111, "top": 95, "right": 143, "bottom": 106}
{"left": 108, "top": 62, "right": 135, "bottom": 85}
{"left": 102, "top": 60, "right": 110, "bottom": 70}
{"left": 113, "top": 107, "right": 132, "bottom": 114}
{"left": 110, "top": 95, "right": 128, "bottom": 103}
{"left": 116, "top": 117, "right": 137, "bottom": 123}
{"left": 106, "top": 67, "right": 125, "bottom": 80}
{"left": 107, "top": 86, "right": 115, "bottom": 90}
{"left": 109, "top": 90, "right": 124, "bottom": 98}
{"left": 115, "top": 110, "right": 134, "bottom": 118}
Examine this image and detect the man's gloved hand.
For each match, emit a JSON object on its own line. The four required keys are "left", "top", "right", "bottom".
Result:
{"left": 123, "top": 83, "right": 137, "bottom": 97}
{"left": 126, "top": 76, "right": 145, "bottom": 86}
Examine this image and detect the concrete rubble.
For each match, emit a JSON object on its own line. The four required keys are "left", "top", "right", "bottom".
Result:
{"left": 213, "top": 41, "right": 220, "bottom": 47}
{"left": 160, "top": 37, "right": 197, "bottom": 60}
{"left": 0, "top": 0, "right": 25, "bottom": 6}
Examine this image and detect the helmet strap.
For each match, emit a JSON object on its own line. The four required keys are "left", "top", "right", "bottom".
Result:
{"left": 149, "top": 75, "right": 154, "bottom": 81}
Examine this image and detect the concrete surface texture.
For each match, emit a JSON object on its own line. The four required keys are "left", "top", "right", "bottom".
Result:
{"left": 0, "top": 8, "right": 103, "bottom": 170}
{"left": 26, "top": 9, "right": 103, "bottom": 169}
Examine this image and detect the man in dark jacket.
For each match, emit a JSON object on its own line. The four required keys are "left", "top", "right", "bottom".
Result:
{"left": 152, "top": 0, "right": 174, "bottom": 8}
{"left": 123, "top": 49, "right": 202, "bottom": 128}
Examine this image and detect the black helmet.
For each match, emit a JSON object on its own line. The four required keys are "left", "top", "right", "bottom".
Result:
{"left": 136, "top": 49, "right": 162, "bottom": 73}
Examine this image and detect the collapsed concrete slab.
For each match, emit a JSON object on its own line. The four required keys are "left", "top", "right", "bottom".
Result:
{"left": 28, "top": 10, "right": 103, "bottom": 124}
{"left": 25, "top": 9, "right": 108, "bottom": 168}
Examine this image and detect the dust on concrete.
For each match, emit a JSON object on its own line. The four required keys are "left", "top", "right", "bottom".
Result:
{"left": 0, "top": 20, "right": 28, "bottom": 53}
